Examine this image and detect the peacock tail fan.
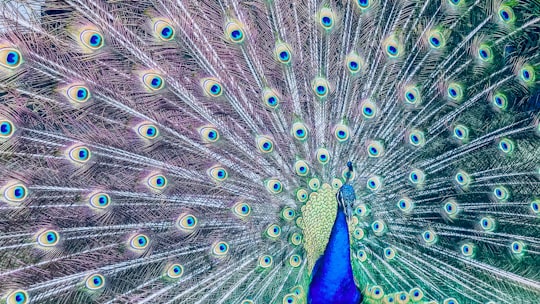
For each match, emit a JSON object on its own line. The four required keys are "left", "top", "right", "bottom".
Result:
{"left": 1, "top": 0, "right": 540, "bottom": 303}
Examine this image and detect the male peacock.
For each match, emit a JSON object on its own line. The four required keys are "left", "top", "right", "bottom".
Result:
{"left": 1, "top": 0, "right": 540, "bottom": 303}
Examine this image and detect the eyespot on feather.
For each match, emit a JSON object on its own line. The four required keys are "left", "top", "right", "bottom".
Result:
{"left": 137, "top": 122, "right": 159, "bottom": 140}
{"left": 88, "top": 192, "right": 111, "bottom": 209}
{"left": 265, "top": 179, "right": 283, "bottom": 194}
{"left": 274, "top": 42, "right": 292, "bottom": 64}
{"left": 129, "top": 233, "right": 150, "bottom": 250}
{"left": 0, "top": 47, "right": 23, "bottom": 69}
{"left": 37, "top": 229, "right": 60, "bottom": 247}
{"left": 208, "top": 165, "right": 228, "bottom": 182}
{"left": 3, "top": 182, "right": 28, "bottom": 203}
{"left": 153, "top": 19, "right": 175, "bottom": 41}
{"left": 146, "top": 173, "right": 168, "bottom": 191}
{"left": 85, "top": 274, "right": 105, "bottom": 290}
{"left": 233, "top": 202, "right": 251, "bottom": 219}
{"left": 225, "top": 20, "right": 245, "bottom": 43}
{"left": 176, "top": 213, "right": 198, "bottom": 232}
{"left": 166, "top": 264, "right": 184, "bottom": 279}
{"left": 142, "top": 73, "right": 165, "bottom": 91}
{"left": 65, "top": 85, "right": 91, "bottom": 103}
{"left": 5, "top": 290, "right": 29, "bottom": 304}
{"left": 199, "top": 126, "right": 220, "bottom": 143}
{"left": 66, "top": 145, "right": 91, "bottom": 164}
{"left": 79, "top": 29, "right": 104, "bottom": 51}
{"left": 212, "top": 241, "right": 229, "bottom": 257}
{"left": 201, "top": 78, "right": 223, "bottom": 97}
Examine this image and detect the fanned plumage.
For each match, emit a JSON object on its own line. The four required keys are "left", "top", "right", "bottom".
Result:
{"left": 1, "top": 0, "right": 540, "bottom": 303}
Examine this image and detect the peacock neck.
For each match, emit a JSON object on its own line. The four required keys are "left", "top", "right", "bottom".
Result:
{"left": 307, "top": 206, "right": 362, "bottom": 304}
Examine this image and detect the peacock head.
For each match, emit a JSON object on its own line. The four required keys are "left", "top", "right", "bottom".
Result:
{"left": 337, "top": 161, "right": 356, "bottom": 219}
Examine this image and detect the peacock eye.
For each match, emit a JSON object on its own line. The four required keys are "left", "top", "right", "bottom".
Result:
{"left": 176, "top": 213, "right": 198, "bottom": 232}
{"left": 67, "top": 145, "right": 91, "bottom": 164}
{"left": 225, "top": 20, "right": 245, "bottom": 43}
{"left": 0, "top": 48, "right": 23, "bottom": 69}
{"left": 498, "top": 5, "right": 515, "bottom": 24}
{"left": 79, "top": 29, "right": 104, "bottom": 50}
{"left": 334, "top": 124, "right": 350, "bottom": 142}
{"left": 498, "top": 138, "right": 514, "bottom": 154}
{"left": 371, "top": 285, "right": 384, "bottom": 299}
{"left": 361, "top": 99, "right": 378, "bottom": 118}
{"left": 366, "top": 140, "right": 384, "bottom": 158}
{"left": 427, "top": 30, "right": 445, "bottom": 49}
{"left": 6, "top": 290, "right": 29, "bottom": 304}
{"left": 371, "top": 219, "right": 386, "bottom": 235}
{"left": 154, "top": 20, "right": 175, "bottom": 41}
{"left": 142, "top": 73, "right": 165, "bottom": 91}
{"left": 397, "top": 197, "right": 413, "bottom": 212}
{"left": 422, "top": 230, "right": 437, "bottom": 244}
{"left": 308, "top": 178, "right": 320, "bottom": 191}
{"left": 66, "top": 85, "right": 91, "bottom": 103}
{"left": 147, "top": 174, "right": 168, "bottom": 191}
{"left": 199, "top": 126, "right": 220, "bottom": 143}
{"left": 3, "top": 182, "right": 28, "bottom": 203}
{"left": 346, "top": 51, "right": 364, "bottom": 74}
{"left": 408, "top": 129, "right": 425, "bottom": 147}
{"left": 208, "top": 165, "right": 228, "bottom": 182}
{"left": 274, "top": 42, "right": 292, "bottom": 64}
{"left": 266, "top": 179, "right": 283, "bottom": 194}
{"left": 409, "top": 287, "right": 423, "bottom": 301}
{"left": 288, "top": 254, "right": 302, "bottom": 267}
{"left": 201, "top": 78, "right": 223, "bottom": 97}
{"left": 137, "top": 123, "right": 159, "bottom": 140}
{"left": 366, "top": 176, "right": 382, "bottom": 191}
{"left": 296, "top": 189, "right": 308, "bottom": 202}
{"left": 289, "top": 232, "right": 303, "bottom": 246}
{"left": 233, "top": 202, "right": 251, "bottom": 218}
{"left": 312, "top": 78, "right": 329, "bottom": 98}
{"left": 384, "top": 36, "right": 401, "bottom": 58}
{"left": 0, "top": 119, "right": 15, "bottom": 138}
{"left": 256, "top": 136, "right": 274, "bottom": 153}
{"left": 404, "top": 85, "right": 421, "bottom": 105}
{"left": 318, "top": 8, "right": 335, "bottom": 30}
{"left": 130, "top": 234, "right": 149, "bottom": 250}
{"left": 480, "top": 216, "right": 495, "bottom": 231}
{"left": 447, "top": 83, "right": 464, "bottom": 102}
{"left": 291, "top": 122, "right": 308, "bottom": 141}
{"left": 356, "top": 0, "right": 372, "bottom": 10}
{"left": 37, "top": 229, "right": 60, "bottom": 247}
{"left": 85, "top": 274, "right": 105, "bottom": 290}
{"left": 212, "top": 241, "right": 229, "bottom": 257}
{"left": 89, "top": 192, "right": 111, "bottom": 209}
{"left": 316, "top": 148, "right": 330, "bottom": 164}
{"left": 258, "top": 255, "right": 273, "bottom": 268}
{"left": 166, "top": 264, "right": 184, "bottom": 279}
{"left": 265, "top": 224, "right": 281, "bottom": 239}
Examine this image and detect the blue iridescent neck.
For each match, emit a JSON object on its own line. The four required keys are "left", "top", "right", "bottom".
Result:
{"left": 307, "top": 205, "right": 362, "bottom": 304}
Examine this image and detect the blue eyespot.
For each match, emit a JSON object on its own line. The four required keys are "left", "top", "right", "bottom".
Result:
{"left": 6, "top": 51, "right": 19, "bottom": 66}
{"left": 225, "top": 20, "right": 245, "bottom": 43}
{"left": 37, "top": 229, "right": 60, "bottom": 247}
{"left": 89, "top": 34, "right": 101, "bottom": 47}
{"left": 202, "top": 78, "right": 223, "bottom": 97}
{"left": 0, "top": 120, "right": 14, "bottom": 137}
{"left": 130, "top": 234, "right": 149, "bottom": 250}
{"left": 0, "top": 48, "right": 23, "bottom": 69}
{"left": 6, "top": 290, "right": 29, "bottom": 304}
{"left": 80, "top": 30, "right": 104, "bottom": 50}
{"left": 143, "top": 73, "right": 165, "bottom": 91}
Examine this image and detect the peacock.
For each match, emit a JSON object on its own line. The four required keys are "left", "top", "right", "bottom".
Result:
{"left": 1, "top": 0, "right": 540, "bottom": 303}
